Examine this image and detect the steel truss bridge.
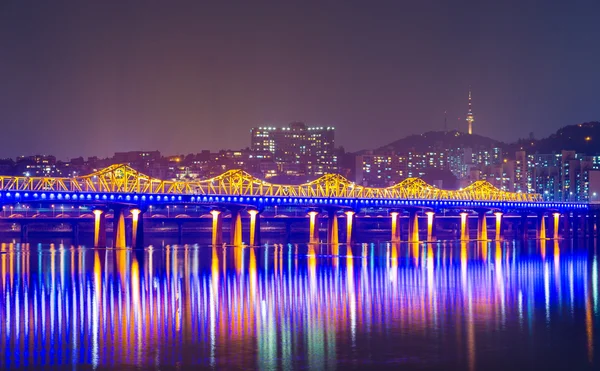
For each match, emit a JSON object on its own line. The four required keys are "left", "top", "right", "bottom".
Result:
{"left": 0, "top": 164, "right": 589, "bottom": 212}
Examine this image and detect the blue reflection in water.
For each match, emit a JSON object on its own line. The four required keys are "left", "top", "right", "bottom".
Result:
{"left": 0, "top": 240, "right": 599, "bottom": 370}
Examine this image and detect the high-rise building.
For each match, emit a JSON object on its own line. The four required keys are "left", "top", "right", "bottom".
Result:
{"left": 250, "top": 122, "right": 336, "bottom": 176}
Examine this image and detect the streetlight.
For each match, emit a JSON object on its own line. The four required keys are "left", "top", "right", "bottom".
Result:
{"left": 51, "top": 205, "right": 55, "bottom": 217}
{"left": 9, "top": 206, "right": 13, "bottom": 217}
{"left": 167, "top": 206, "right": 170, "bottom": 218}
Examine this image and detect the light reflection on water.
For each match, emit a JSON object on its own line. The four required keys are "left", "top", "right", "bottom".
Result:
{"left": 0, "top": 239, "right": 599, "bottom": 370}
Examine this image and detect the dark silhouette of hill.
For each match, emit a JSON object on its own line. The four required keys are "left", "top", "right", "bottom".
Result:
{"left": 373, "top": 122, "right": 600, "bottom": 156}
{"left": 511, "top": 122, "right": 600, "bottom": 155}
{"left": 375, "top": 130, "right": 503, "bottom": 153}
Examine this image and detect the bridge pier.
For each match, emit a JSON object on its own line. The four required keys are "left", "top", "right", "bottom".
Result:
{"left": 229, "top": 207, "right": 243, "bottom": 246}
{"left": 345, "top": 211, "right": 355, "bottom": 245}
{"left": 130, "top": 208, "right": 145, "bottom": 249}
{"left": 20, "top": 223, "right": 28, "bottom": 243}
{"left": 248, "top": 209, "right": 261, "bottom": 246}
{"left": 327, "top": 209, "right": 339, "bottom": 245}
{"left": 552, "top": 212, "right": 560, "bottom": 240}
{"left": 586, "top": 212, "right": 595, "bottom": 238}
{"left": 580, "top": 212, "right": 587, "bottom": 238}
{"left": 308, "top": 210, "right": 319, "bottom": 244}
{"left": 390, "top": 211, "right": 401, "bottom": 243}
{"left": 425, "top": 211, "right": 435, "bottom": 242}
{"left": 71, "top": 222, "right": 80, "bottom": 242}
{"left": 408, "top": 209, "right": 419, "bottom": 243}
{"left": 460, "top": 212, "right": 470, "bottom": 241}
{"left": 581, "top": 212, "right": 589, "bottom": 237}
{"left": 112, "top": 206, "right": 127, "bottom": 248}
{"left": 562, "top": 212, "right": 572, "bottom": 239}
{"left": 595, "top": 212, "right": 600, "bottom": 240}
{"left": 211, "top": 209, "right": 223, "bottom": 245}
{"left": 519, "top": 213, "right": 529, "bottom": 240}
{"left": 476, "top": 210, "right": 488, "bottom": 241}
{"left": 573, "top": 212, "right": 581, "bottom": 238}
{"left": 536, "top": 212, "right": 546, "bottom": 240}
{"left": 93, "top": 208, "right": 107, "bottom": 247}
{"left": 494, "top": 212, "right": 503, "bottom": 241}
{"left": 285, "top": 220, "right": 292, "bottom": 244}
{"left": 177, "top": 222, "right": 184, "bottom": 245}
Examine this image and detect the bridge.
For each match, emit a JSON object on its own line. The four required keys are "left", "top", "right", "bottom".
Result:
{"left": 0, "top": 164, "right": 595, "bottom": 247}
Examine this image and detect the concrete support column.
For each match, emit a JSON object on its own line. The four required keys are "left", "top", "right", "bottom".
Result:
{"left": 71, "top": 223, "right": 80, "bottom": 240}
{"left": 575, "top": 213, "right": 584, "bottom": 237}
{"left": 408, "top": 210, "right": 419, "bottom": 243}
{"left": 112, "top": 206, "right": 127, "bottom": 248}
{"left": 460, "top": 212, "right": 470, "bottom": 241}
{"left": 390, "top": 211, "right": 401, "bottom": 243}
{"left": 596, "top": 212, "right": 600, "bottom": 240}
{"left": 210, "top": 209, "right": 223, "bottom": 245}
{"left": 519, "top": 213, "right": 528, "bottom": 240}
{"left": 426, "top": 211, "right": 435, "bottom": 242}
{"left": 93, "top": 208, "right": 107, "bottom": 247}
{"left": 177, "top": 222, "right": 184, "bottom": 245}
{"left": 285, "top": 220, "right": 292, "bottom": 244}
{"left": 536, "top": 213, "right": 546, "bottom": 240}
{"left": 572, "top": 213, "right": 580, "bottom": 239}
{"left": 477, "top": 212, "right": 488, "bottom": 241}
{"left": 248, "top": 209, "right": 261, "bottom": 246}
{"left": 345, "top": 211, "right": 355, "bottom": 245}
{"left": 20, "top": 223, "right": 28, "bottom": 243}
{"left": 308, "top": 210, "right": 320, "bottom": 244}
{"left": 130, "top": 208, "right": 145, "bottom": 249}
{"left": 587, "top": 212, "right": 595, "bottom": 238}
{"left": 327, "top": 209, "right": 339, "bottom": 245}
{"left": 494, "top": 212, "right": 503, "bottom": 241}
{"left": 552, "top": 212, "right": 560, "bottom": 240}
{"left": 563, "top": 212, "right": 572, "bottom": 239}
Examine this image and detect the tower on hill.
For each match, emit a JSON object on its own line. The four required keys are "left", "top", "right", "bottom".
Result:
{"left": 466, "top": 89, "right": 475, "bottom": 135}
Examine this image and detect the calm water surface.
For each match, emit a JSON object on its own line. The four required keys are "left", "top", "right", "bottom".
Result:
{"left": 1, "top": 239, "right": 599, "bottom": 370}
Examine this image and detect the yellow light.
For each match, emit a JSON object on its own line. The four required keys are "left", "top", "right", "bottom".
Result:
{"left": 426, "top": 211, "right": 434, "bottom": 241}
{"left": 130, "top": 208, "right": 141, "bottom": 222}
{"left": 585, "top": 136, "right": 591, "bottom": 141}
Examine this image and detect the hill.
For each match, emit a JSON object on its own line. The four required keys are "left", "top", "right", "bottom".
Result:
{"left": 511, "top": 121, "right": 600, "bottom": 155}
{"left": 375, "top": 130, "right": 503, "bottom": 154}
{"left": 373, "top": 122, "right": 600, "bottom": 156}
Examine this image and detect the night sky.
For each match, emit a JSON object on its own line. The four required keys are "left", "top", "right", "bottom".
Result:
{"left": 1, "top": 1, "right": 599, "bottom": 160}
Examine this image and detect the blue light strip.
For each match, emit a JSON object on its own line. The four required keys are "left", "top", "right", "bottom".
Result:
{"left": 0, "top": 191, "right": 591, "bottom": 211}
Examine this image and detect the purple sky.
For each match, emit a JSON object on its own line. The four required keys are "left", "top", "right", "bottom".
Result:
{"left": 1, "top": 0, "right": 599, "bottom": 160}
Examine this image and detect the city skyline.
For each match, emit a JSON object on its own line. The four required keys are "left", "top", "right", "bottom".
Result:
{"left": 2, "top": 118, "right": 598, "bottom": 162}
{"left": 1, "top": 1, "right": 599, "bottom": 159}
